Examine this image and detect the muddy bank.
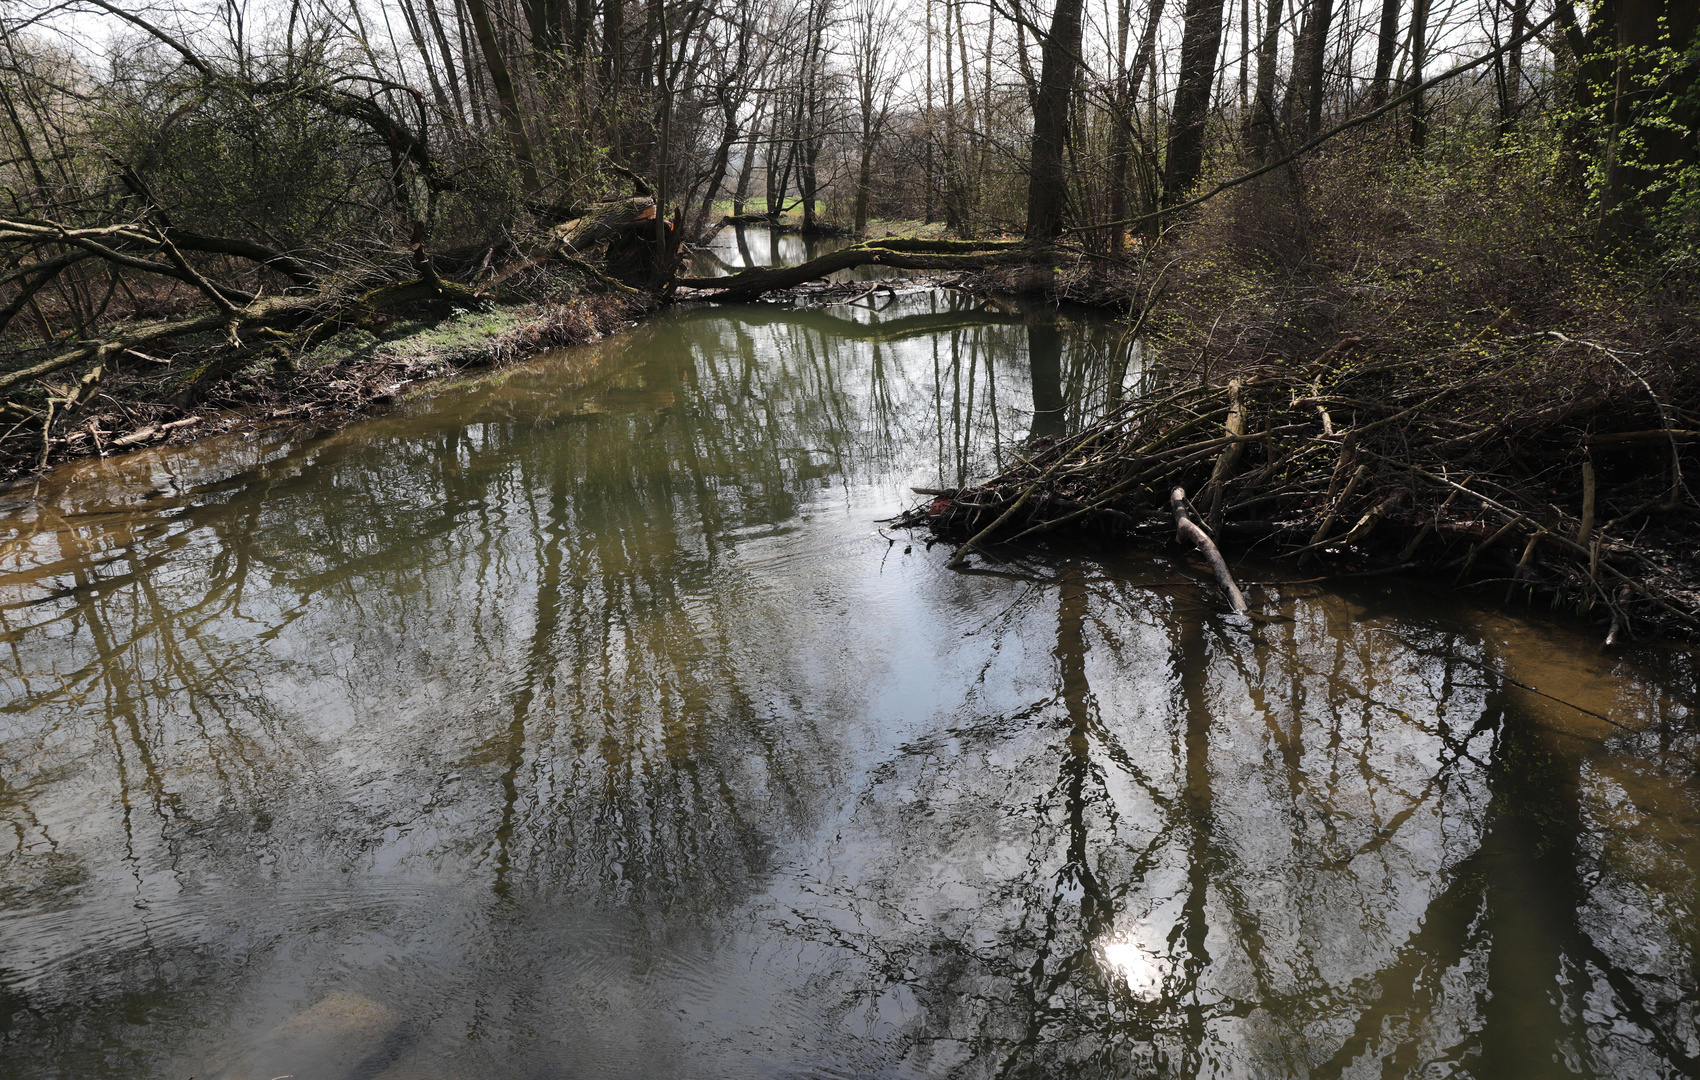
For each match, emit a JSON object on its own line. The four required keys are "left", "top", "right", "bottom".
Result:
{"left": 0, "top": 291, "right": 644, "bottom": 494}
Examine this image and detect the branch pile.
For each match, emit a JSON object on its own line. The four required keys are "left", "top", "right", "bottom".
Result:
{"left": 903, "top": 331, "right": 1700, "bottom": 639}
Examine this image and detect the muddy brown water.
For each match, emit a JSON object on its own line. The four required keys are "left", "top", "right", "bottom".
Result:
{"left": 0, "top": 290, "right": 1697, "bottom": 1079}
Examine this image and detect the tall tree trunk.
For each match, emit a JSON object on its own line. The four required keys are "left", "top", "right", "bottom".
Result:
{"left": 1130, "top": 0, "right": 1167, "bottom": 94}
{"left": 462, "top": 0, "right": 541, "bottom": 190}
{"left": 398, "top": 0, "right": 453, "bottom": 117}
{"left": 1108, "top": 0, "right": 1134, "bottom": 255}
{"left": 1245, "top": 0, "right": 1282, "bottom": 157}
{"left": 603, "top": 0, "right": 624, "bottom": 87}
{"left": 978, "top": 0, "right": 994, "bottom": 223}
{"left": 1407, "top": 0, "right": 1431, "bottom": 151}
{"left": 1598, "top": 0, "right": 1700, "bottom": 235}
{"left": 799, "top": 0, "right": 828, "bottom": 233}
{"left": 954, "top": 0, "right": 976, "bottom": 231}
{"left": 692, "top": 100, "right": 740, "bottom": 240}
{"left": 1368, "top": 0, "right": 1400, "bottom": 106}
{"left": 454, "top": 0, "right": 492, "bottom": 131}
{"left": 420, "top": 0, "right": 469, "bottom": 122}
{"left": 732, "top": 99, "right": 766, "bottom": 215}
{"left": 638, "top": 0, "right": 658, "bottom": 95}
{"left": 1164, "top": 0, "right": 1228, "bottom": 205}
{"left": 1500, "top": 0, "right": 1530, "bottom": 133}
{"left": 1009, "top": 0, "right": 1042, "bottom": 113}
{"left": 924, "top": 0, "right": 937, "bottom": 224}
{"left": 942, "top": 0, "right": 962, "bottom": 229}
{"left": 522, "top": 0, "right": 563, "bottom": 54}
{"left": 1290, "top": 0, "right": 1337, "bottom": 137}
{"left": 1025, "top": 0, "right": 1087, "bottom": 239}
{"left": 800, "top": 142, "right": 820, "bottom": 232}
{"left": 1238, "top": 0, "right": 1249, "bottom": 108}
{"left": 853, "top": 140, "right": 876, "bottom": 234}
{"left": 770, "top": 126, "right": 797, "bottom": 217}
{"left": 570, "top": 0, "right": 592, "bottom": 58}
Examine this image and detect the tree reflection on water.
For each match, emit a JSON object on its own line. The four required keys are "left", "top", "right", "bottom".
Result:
{"left": 0, "top": 293, "right": 1694, "bottom": 1079}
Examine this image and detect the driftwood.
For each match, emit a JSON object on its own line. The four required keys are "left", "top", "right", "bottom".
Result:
{"left": 1171, "top": 487, "right": 1250, "bottom": 613}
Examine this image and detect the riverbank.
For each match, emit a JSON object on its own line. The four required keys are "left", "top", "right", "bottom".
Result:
{"left": 0, "top": 291, "right": 643, "bottom": 492}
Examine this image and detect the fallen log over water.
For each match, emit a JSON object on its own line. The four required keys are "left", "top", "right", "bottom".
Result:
{"left": 902, "top": 336, "right": 1700, "bottom": 636}
{"left": 676, "top": 238, "right": 1045, "bottom": 300}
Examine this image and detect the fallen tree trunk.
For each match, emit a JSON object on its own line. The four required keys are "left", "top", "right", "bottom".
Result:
{"left": 675, "top": 239, "right": 1048, "bottom": 300}
{"left": 554, "top": 198, "right": 657, "bottom": 253}
{"left": 1, "top": 274, "right": 485, "bottom": 401}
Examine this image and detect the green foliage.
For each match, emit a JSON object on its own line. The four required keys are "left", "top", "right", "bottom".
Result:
{"left": 1557, "top": 6, "right": 1700, "bottom": 253}
{"left": 103, "top": 78, "right": 374, "bottom": 248}
{"left": 1647, "top": 33, "right": 1700, "bottom": 259}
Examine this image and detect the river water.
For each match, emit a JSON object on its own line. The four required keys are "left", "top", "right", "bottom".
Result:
{"left": 0, "top": 283, "right": 1697, "bottom": 1079}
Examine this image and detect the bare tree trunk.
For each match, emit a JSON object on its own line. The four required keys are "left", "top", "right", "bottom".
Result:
{"left": 1368, "top": 0, "right": 1400, "bottom": 106}
{"left": 924, "top": 0, "right": 937, "bottom": 223}
{"left": 522, "top": 0, "right": 563, "bottom": 54}
{"left": 603, "top": 0, "right": 624, "bottom": 88}
{"left": 420, "top": 0, "right": 468, "bottom": 122}
{"left": 570, "top": 0, "right": 592, "bottom": 58}
{"left": 732, "top": 99, "right": 766, "bottom": 215}
{"left": 1009, "top": 0, "right": 1042, "bottom": 112}
{"left": 849, "top": 0, "right": 896, "bottom": 236}
{"left": 1108, "top": 0, "right": 1134, "bottom": 255}
{"left": 770, "top": 118, "right": 797, "bottom": 218}
{"left": 798, "top": 0, "right": 829, "bottom": 234}
{"left": 462, "top": 0, "right": 540, "bottom": 189}
{"left": 1291, "top": 0, "right": 1337, "bottom": 137}
{"left": 398, "top": 0, "right": 453, "bottom": 117}
{"left": 1408, "top": 0, "right": 1431, "bottom": 150}
{"left": 954, "top": 0, "right": 976, "bottom": 230}
{"left": 692, "top": 101, "right": 740, "bottom": 239}
{"left": 942, "top": 0, "right": 962, "bottom": 230}
{"left": 1238, "top": 0, "right": 1249, "bottom": 108}
{"left": 1025, "top": 0, "right": 1087, "bottom": 239}
{"left": 1499, "top": 0, "right": 1530, "bottom": 134}
{"left": 1244, "top": 0, "right": 1281, "bottom": 157}
{"left": 453, "top": 0, "right": 492, "bottom": 130}
{"left": 1163, "top": 0, "right": 1228, "bottom": 205}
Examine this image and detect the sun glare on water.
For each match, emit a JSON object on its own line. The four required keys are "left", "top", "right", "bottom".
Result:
{"left": 1096, "top": 938, "right": 1167, "bottom": 1000}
